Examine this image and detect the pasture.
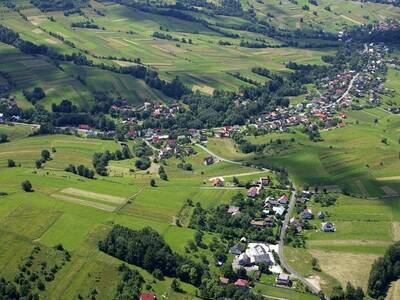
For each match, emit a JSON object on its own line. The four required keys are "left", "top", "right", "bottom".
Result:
{"left": 244, "top": 109, "right": 400, "bottom": 197}
{"left": 0, "top": 0, "right": 335, "bottom": 93}
{"left": 0, "top": 130, "right": 279, "bottom": 299}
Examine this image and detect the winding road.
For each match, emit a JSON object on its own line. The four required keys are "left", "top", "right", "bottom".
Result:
{"left": 277, "top": 187, "right": 322, "bottom": 295}
{"left": 196, "top": 141, "right": 321, "bottom": 295}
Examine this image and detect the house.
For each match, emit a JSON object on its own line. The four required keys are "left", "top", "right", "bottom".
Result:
{"left": 127, "top": 130, "right": 137, "bottom": 138}
{"left": 276, "top": 273, "right": 291, "bottom": 286}
{"left": 300, "top": 208, "right": 313, "bottom": 220}
{"left": 264, "top": 216, "right": 274, "bottom": 227}
{"left": 272, "top": 206, "right": 285, "bottom": 217}
{"left": 259, "top": 177, "right": 270, "bottom": 186}
{"left": 229, "top": 244, "right": 244, "bottom": 255}
{"left": 247, "top": 244, "right": 272, "bottom": 265}
{"left": 140, "top": 292, "right": 156, "bottom": 300}
{"left": 219, "top": 277, "right": 229, "bottom": 284}
{"left": 247, "top": 187, "right": 260, "bottom": 198}
{"left": 227, "top": 206, "right": 240, "bottom": 216}
{"left": 318, "top": 211, "right": 325, "bottom": 219}
{"left": 167, "top": 139, "right": 177, "bottom": 147}
{"left": 302, "top": 190, "right": 312, "bottom": 199}
{"left": 185, "top": 147, "right": 195, "bottom": 156}
{"left": 204, "top": 156, "right": 214, "bottom": 166}
{"left": 250, "top": 219, "right": 267, "bottom": 227}
{"left": 238, "top": 253, "right": 251, "bottom": 266}
{"left": 278, "top": 195, "right": 289, "bottom": 205}
{"left": 321, "top": 222, "right": 336, "bottom": 232}
{"left": 79, "top": 124, "right": 90, "bottom": 130}
{"left": 212, "top": 178, "right": 224, "bottom": 187}
{"left": 234, "top": 279, "right": 249, "bottom": 288}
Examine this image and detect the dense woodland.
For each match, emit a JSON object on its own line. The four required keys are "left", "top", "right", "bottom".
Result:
{"left": 368, "top": 241, "right": 400, "bottom": 298}
{"left": 98, "top": 226, "right": 205, "bottom": 286}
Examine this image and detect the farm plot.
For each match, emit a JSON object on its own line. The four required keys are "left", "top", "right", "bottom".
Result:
{"left": 51, "top": 188, "right": 127, "bottom": 212}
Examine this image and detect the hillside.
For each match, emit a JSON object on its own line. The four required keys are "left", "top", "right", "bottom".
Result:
{"left": 0, "top": 0, "right": 400, "bottom": 299}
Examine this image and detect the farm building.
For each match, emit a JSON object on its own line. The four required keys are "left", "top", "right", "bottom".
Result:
{"left": 204, "top": 156, "right": 214, "bottom": 166}
{"left": 321, "top": 221, "right": 336, "bottom": 232}
{"left": 276, "top": 273, "right": 291, "bottom": 286}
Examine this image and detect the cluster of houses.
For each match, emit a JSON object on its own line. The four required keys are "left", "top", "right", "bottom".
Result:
{"left": 226, "top": 242, "right": 290, "bottom": 288}
{"left": 289, "top": 191, "right": 336, "bottom": 234}
{"left": 246, "top": 42, "right": 395, "bottom": 134}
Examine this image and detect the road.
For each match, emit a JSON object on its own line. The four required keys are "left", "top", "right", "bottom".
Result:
{"left": 197, "top": 141, "right": 320, "bottom": 294}
{"left": 195, "top": 142, "right": 243, "bottom": 165}
{"left": 195, "top": 142, "right": 270, "bottom": 172}
{"left": 277, "top": 186, "right": 322, "bottom": 295}
{"left": 336, "top": 72, "right": 359, "bottom": 103}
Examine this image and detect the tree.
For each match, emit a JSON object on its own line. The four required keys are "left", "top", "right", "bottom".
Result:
{"left": 7, "top": 159, "right": 15, "bottom": 168}
{"left": 171, "top": 279, "right": 180, "bottom": 292}
{"left": 160, "top": 172, "right": 168, "bottom": 181}
{"left": 150, "top": 179, "right": 156, "bottom": 187}
{"left": 35, "top": 160, "right": 42, "bottom": 169}
{"left": 41, "top": 149, "right": 51, "bottom": 161}
{"left": 194, "top": 231, "right": 203, "bottom": 246}
{"left": 0, "top": 134, "right": 8, "bottom": 143}
{"left": 21, "top": 180, "right": 32, "bottom": 192}
{"left": 37, "top": 280, "right": 45, "bottom": 291}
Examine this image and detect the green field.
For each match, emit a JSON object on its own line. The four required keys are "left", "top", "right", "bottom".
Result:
{"left": 0, "top": 127, "right": 283, "bottom": 299}
{"left": 245, "top": 108, "right": 400, "bottom": 198}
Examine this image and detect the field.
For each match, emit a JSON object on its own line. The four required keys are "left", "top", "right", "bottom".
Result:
{"left": 0, "top": 42, "right": 168, "bottom": 109}
{"left": 283, "top": 193, "right": 399, "bottom": 293}
{"left": 0, "top": 0, "right": 337, "bottom": 97}
{"left": 245, "top": 108, "right": 400, "bottom": 198}
{"left": 246, "top": 0, "right": 400, "bottom": 32}
{"left": 0, "top": 126, "right": 283, "bottom": 299}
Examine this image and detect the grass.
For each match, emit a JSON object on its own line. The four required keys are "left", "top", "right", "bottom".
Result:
{"left": 0, "top": 133, "right": 273, "bottom": 298}
{"left": 0, "top": 123, "right": 37, "bottom": 140}
{"left": 245, "top": 109, "right": 400, "bottom": 197}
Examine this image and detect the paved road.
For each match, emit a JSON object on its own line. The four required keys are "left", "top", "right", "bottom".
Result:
{"left": 195, "top": 142, "right": 243, "bottom": 165}
{"left": 277, "top": 187, "right": 322, "bottom": 296}
{"left": 337, "top": 72, "right": 359, "bottom": 103}
{"left": 195, "top": 142, "right": 270, "bottom": 172}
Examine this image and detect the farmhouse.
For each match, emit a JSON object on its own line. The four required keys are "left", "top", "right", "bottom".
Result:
{"left": 276, "top": 273, "right": 291, "bottom": 286}
{"left": 247, "top": 187, "right": 260, "bottom": 198}
{"left": 259, "top": 177, "right": 270, "bottom": 186}
{"left": 229, "top": 244, "right": 244, "bottom": 255}
{"left": 227, "top": 206, "right": 240, "bottom": 216}
{"left": 321, "top": 221, "right": 336, "bottom": 232}
{"left": 140, "top": 292, "right": 156, "bottom": 300}
{"left": 247, "top": 243, "right": 272, "bottom": 265}
{"left": 212, "top": 177, "right": 224, "bottom": 187}
{"left": 272, "top": 206, "right": 285, "bottom": 217}
{"left": 219, "top": 277, "right": 229, "bottom": 284}
{"left": 250, "top": 219, "right": 267, "bottom": 227}
{"left": 204, "top": 156, "right": 214, "bottom": 166}
{"left": 300, "top": 208, "right": 313, "bottom": 220}
{"left": 278, "top": 195, "right": 289, "bottom": 205}
{"left": 234, "top": 279, "right": 249, "bottom": 288}
{"left": 238, "top": 253, "right": 251, "bottom": 266}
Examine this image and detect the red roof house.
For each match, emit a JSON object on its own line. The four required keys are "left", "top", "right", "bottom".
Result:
{"left": 140, "top": 292, "right": 156, "bottom": 300}
{"left": 234, "top": 279, "right": 249, "bottom": 287}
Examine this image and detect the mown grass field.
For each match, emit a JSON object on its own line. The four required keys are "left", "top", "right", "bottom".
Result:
{"left": 284, "top": 194, "right": 398, "bottom": 293}
{"left": 0, "top": 0, "right": 336, "bottom": 95}
{"left": 246, "top": 0, "right": 400, "bottom": 33}
{"left": 0, "top": 42, "right": 168, "bottom": 109}
{"left": 245, "top": 109, "right": 400, "bottom": 198}
{"left": 0, "top": 126, "right": 283, "bottom": 299}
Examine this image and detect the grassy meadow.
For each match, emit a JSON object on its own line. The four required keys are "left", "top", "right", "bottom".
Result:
{"left": 245, "top": 108, "right": 400, "bottom": 198}
{"left": 0, "top": 125, "right": 283, "bottom": 299}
